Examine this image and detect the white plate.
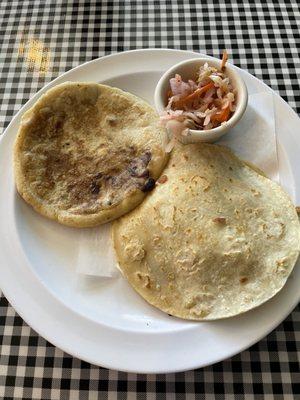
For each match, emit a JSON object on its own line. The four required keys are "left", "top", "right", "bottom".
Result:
{"left": 0, "top": 49, "right": 299, "bottom": 374}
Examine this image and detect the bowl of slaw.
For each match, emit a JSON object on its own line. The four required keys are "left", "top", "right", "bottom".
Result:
{"left": 154, "top": 53, "right": 248, "bottom": 148}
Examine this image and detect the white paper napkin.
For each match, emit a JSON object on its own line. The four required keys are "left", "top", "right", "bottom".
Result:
{"left": 220, "top": 91, "right": 278, "bottom": 181}
{"left": 77, "top": 223, "right": 119, "bottom": 277}
{"left": 77, "top": 91, "right": 278, "bottom": 277}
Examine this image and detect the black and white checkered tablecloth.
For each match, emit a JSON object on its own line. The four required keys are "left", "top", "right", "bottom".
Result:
{"left": 1, "top": 0, "right": 299, "bottom": 398}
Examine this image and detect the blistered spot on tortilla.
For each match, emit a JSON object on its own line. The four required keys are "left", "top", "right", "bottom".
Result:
{"left": 157, "top": 204, "right": 175, "bottom": 228}
{"left": 124, "top": 240, "right": 146, "bottom": 262}
{"left": 213, "top": 216, "right": 227, "bottom": 224}
{"left": 136, "top": 272, "right": 151, "bottom": 288}
{"left": 262, "top": 221, "right": 285, "bottom": 239}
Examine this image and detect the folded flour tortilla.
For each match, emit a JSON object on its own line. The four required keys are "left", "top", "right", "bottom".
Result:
{"left": 113, "top": 143, "right": 300, "bottom": 320}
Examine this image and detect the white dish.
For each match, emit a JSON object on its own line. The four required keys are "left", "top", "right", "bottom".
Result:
{"left": 0, "top": 49, "right": 299, "bottom": 374}
{"left": 154, "top": 57, "right": 248, "bottom": 143}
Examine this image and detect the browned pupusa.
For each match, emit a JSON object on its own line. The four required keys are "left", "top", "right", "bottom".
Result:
{"left": 112, "top": 143, "right": 300, "bottom": 320}
{"left": 14, "top": 82, "right": 168, "bottom": 227}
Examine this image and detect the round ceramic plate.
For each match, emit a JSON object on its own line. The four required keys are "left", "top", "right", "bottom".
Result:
{"left": 0, "top": 49, "right": 299, "bottom": 374}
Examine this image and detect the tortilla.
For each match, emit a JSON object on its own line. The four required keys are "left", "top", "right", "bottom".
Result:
{"left": 112, "top": 143, "right": 300, "bottom": 320}
{"left": 14, "top": 82, "right": 168, "bottom": 227}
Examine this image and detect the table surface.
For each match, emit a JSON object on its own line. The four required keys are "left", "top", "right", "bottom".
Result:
{"left": 0, "top": 0, "right": 299, "bottom": 398}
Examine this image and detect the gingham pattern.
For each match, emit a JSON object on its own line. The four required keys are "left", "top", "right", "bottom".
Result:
{"left": 0, "top": 0, "right": 299, "bottom": 397}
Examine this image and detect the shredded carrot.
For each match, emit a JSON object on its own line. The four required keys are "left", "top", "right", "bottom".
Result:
{"left": 221, "top": 50, "right": 228, "bottom": 71}
{"left": 211, "top": 105, "right": 231, "bottom": 123}
{"left": 173, "top": 82, "right": 214, "bottom": 109}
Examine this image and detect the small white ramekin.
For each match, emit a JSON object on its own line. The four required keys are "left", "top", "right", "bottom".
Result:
{"left": 154, "top": 57, "right": 248, "bottom": 143}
